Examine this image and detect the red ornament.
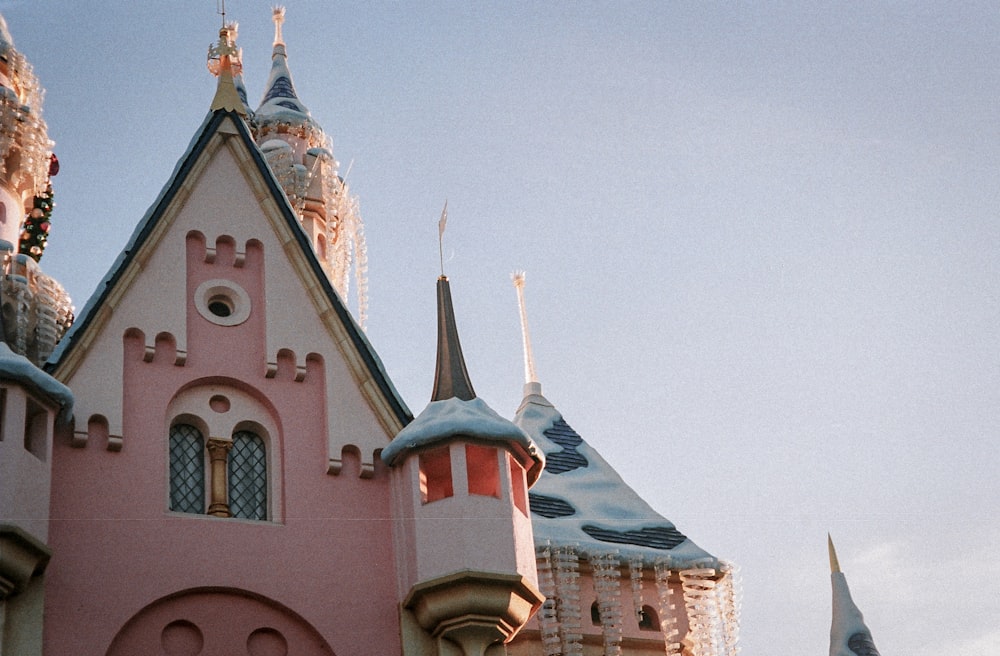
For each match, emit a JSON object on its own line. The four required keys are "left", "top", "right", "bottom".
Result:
{"left": 49, "top": 153, "right": 59, "bottom": 176}
{"left": 40, "top": 221, "right": 50, "bottom": 233}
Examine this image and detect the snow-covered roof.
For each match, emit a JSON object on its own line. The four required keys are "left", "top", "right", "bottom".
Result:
{"left": 254, "top": 41, "right": 319, "bottom": 134}
{"left": 0, "top": 341, "right": 73, "bottom": 416}
{"left": 515, "top": 383, "right": 717, "bottom": 568}
{"left": 382, "top": 396, "right": 542, "bottom": 471}
{"left": 0, "top": 14, "right": 13, "bottom": 59}
{"left": 829, "top": 539, "right": 882, "bottom": 656}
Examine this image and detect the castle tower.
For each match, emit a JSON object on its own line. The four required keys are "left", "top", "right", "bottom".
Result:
{"left": 0, "top": 15, "right": 72, "bottom": 365}
{"left": 383, "top": 275, "right": 545, "bottom": 656}
{"left": 507, "top": 273, "right": 739, "bottom": 656}
{"left": 252, "top": 7, "right": 367, "bottom": 326}
{"left": 0, "top": 321, "right": 73, "bottom": 656}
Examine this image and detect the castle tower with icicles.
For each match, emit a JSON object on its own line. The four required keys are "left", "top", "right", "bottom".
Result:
{"left": 0, "top": 14, "right": 71, "bottom": 365}
{"left": 507, "top": 272, "right": 741, "bottom": 656}
{"left": 252, "top": 6, "right": 368, "bottom": 327}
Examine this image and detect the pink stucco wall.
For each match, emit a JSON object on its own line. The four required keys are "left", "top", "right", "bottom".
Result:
{"left": 45, "top": 227, "right": 401, "bottom": 655}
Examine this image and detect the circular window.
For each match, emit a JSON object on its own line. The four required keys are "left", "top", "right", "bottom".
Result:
{"left": 194, "top": 279, "right": 251, "bottom": 326}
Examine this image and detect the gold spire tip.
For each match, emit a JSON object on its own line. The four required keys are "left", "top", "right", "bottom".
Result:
{"left": 828, "top": 533, "right": 841, "bottom": 573}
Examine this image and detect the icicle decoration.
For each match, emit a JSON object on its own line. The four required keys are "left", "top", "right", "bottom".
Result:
{"left": 715, "top": 561, "right": 741, "bottom": 656}
{"left": 535, "top": 544, "right": 563, "bottom": 656}
{"left": 653, "top": 558, "right": 682, "bottom": 656}
{"left": 552, "top": 545, "right": 584, "bottom": 656}
{"left": 628, "top": 555, "right": 645, "bottom": 622}
{"left": 591, "top": 551, "right": 624, "bottom": 656}
{"left": 1, "top": 250, "right": 73, "bottom": 365}
{"left": 260, "top": 138, "right": 369, "bottom": 329}
{"left": 0, "top": 47, "right": 52, "bottom": 198}
{"left": 680, "top": 566, "right": 722, "bottom": 656}
{"left": 320, "top": 156, "right": 368, "bottom": 328}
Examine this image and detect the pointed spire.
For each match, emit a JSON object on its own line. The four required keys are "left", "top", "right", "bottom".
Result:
{"left": 431, "top": 276, "right": 476, "bottom": 402}
{"left": 207, "top": 23, "right": 247, "bottom": 116}
{"left": 511, "top": 271, "right": 539, "bottom": 395}
{"left": 255, "top": 6, "right": 313, "bottom": 121}
{"left": 829, "top": 537, "right": 882, "bottom": 656}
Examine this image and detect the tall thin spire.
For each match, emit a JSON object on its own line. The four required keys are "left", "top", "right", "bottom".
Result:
{"left": 431, "top": 276, "right": 476, "bottom": 402}
{"left": 511, "top": 271, "right": 538, "bottom": 389}
{"left": 828, "top": 533, "right": 841, "bottom": 573}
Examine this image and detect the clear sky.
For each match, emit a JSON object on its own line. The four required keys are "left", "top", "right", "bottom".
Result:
{"left": 4, "top": 2, "right": 998, "bottom": 654}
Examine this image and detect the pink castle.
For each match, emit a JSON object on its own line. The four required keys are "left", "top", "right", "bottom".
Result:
{"left": 1, "top": 9, "right": 880, "bottom": 656}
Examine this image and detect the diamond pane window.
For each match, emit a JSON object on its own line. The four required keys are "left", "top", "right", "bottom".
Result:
{"left": 169, "top": 424, "right": 205, "bottom": 513}
{"left": 228, "top": 430, "right": 267, "bottom": 520}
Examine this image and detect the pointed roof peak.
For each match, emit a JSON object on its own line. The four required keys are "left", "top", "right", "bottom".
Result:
{"left": 431, "top": 275, "right": 476, "bottom": 402}
{"left": 255, "top": 7, "right": 317, "bottom": 131}
{"left": 828, "top": 533, "right": 841, "bottom": 573}
{"left": 207, "top": 22, "right": 248, "bottom": 117}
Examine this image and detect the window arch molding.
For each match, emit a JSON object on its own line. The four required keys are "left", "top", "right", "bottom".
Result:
{"left": 165, "top": 380, "right": 282, "bottom": 521}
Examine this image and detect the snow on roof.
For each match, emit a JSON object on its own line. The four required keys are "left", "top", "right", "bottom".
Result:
{"left": 0, "top": 14, "right": 13, "bottom": 59}
{"left": 254, "top": 41, "right": 317, "bottom": 132}
{"left": 0, "top": 342, "right": 73, "bottom": 416}
{"left": 382, "top": 395, "right": 542, "bottom": 470}
{"left": 515, "top": 384, "right": 717, "bottom": 567}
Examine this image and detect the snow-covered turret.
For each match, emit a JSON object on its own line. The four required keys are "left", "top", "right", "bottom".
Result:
{"left": 251, "top": 7, "right": 368, "bottom": 326}
{"left": 508, "top": 272, "right": 740, "bottom": 656}
{"left": 384, "top": 275, "right": 544, "bottom": 656}
{"left": 829, "top": 536, "right": 882, "bottom": 656}
{"left": 0, "top": 12, "right": 72, "bottom": 366}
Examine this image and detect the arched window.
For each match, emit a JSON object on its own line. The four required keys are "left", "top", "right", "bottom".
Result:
{"left": 228, "top": 430, "right": 267, "bottom": 520}
{"left": 638, "top": 605, "right": 660, "bottom": 631}
{"left": 591, "top": 600, "right": 601, "bottom": 626}
{"left": 169, "top": 424, "right": 205, "bottom": 514}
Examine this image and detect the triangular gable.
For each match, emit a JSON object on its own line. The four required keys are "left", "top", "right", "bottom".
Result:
{"left": 47, "top": 109, "right": 411, "bottom": 434}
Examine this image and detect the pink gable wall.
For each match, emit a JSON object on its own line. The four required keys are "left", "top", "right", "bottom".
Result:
{"left": 44, "top": 130, "right": 401, "bottom": 656}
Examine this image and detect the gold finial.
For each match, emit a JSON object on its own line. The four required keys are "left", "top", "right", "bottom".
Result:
{"left": 207, "top": 20, "right": 246, "bottom": 116}
{"left": 828, "top": 533, "right": 841, "bottom": 573}
{"left": 272, "top": 6, "right": 286, "bottom": 45}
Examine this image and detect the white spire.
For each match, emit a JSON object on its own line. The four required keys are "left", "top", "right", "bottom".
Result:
{"left": 511, "top": 271, "right": 539, "bottom": 391}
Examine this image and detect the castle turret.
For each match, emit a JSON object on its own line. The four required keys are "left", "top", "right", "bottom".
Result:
{"left": 252, "top": 7, "right": 367, "bottom": 326}
{"left": 0, "top": 319, "right": 72, "bottom": 655}
{"left": 0, "top": 13, "right": 72, "bottom": 366}
{"left": 383, "top": 275, "right": 544, "bottom": 656}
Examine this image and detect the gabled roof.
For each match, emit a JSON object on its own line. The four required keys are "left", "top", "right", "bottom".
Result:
{"left": 516, "top": 383, "right": 717, "bottom": 568}
{"left": 46, "top": 108, "right": 411, "bottom": 429}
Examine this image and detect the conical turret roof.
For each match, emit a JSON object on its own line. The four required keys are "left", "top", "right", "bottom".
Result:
{"left": 254, "top": 7, "right": 320, "bottom": 137}
{"left": 382, "top": 275, "right": 543, "bottom": 482}
{"left": 829, "top": 536, "right": 882, "bottom": 656}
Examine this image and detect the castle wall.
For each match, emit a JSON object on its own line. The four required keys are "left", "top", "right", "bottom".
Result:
{"left": 43, "top": 134, "right": 401, "bottom": 656}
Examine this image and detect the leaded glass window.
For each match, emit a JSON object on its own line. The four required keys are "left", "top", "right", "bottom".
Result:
{"left": 228, "top": 430, "right": 267, "bottom": 520}
{"left": 169, "top": 424, "right": 205, "bottom": 513}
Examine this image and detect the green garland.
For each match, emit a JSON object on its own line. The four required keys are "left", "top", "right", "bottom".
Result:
{"left": 19, "top": 182, "right": 53, "bottom": 262}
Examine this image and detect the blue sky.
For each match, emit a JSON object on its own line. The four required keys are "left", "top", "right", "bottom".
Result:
{"left": 4, "top": 2, "right": 998, "bottom": 654}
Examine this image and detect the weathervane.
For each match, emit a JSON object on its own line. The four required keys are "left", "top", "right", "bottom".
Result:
{"left": 437, "top": 200, "right": 448, "bottom": 276}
